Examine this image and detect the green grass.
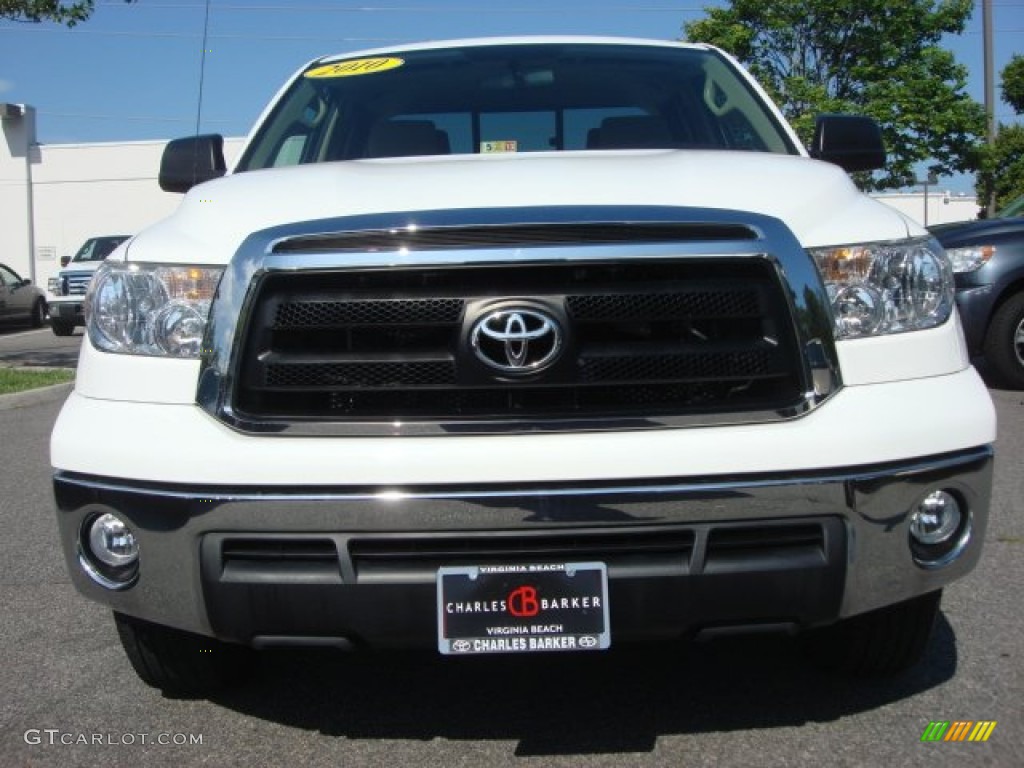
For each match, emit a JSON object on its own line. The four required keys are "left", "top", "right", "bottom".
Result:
{"left": 0, "top": 368, "right": 75, "bottom": 395}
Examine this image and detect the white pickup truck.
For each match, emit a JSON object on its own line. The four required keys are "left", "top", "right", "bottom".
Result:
{"left": 51, "top": 37, "right": 996, "bottom": 694}
{"left": 46, "top": 235, "right": 130, "bottom": 336}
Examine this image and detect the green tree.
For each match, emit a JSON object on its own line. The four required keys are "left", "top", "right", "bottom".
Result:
{"left": 1, "top": 1, "right": 133, "bottom": 27}
{"left": 1002, "top": 55, "right": 1024, "bottom": 115}
{"left": 977, "top": 57, "right": 1024, "bottom": 212}
{"left": 976, "top": 126, "right": 1024, "bottom": 211}
{"left": 683, "top": 0, "right": 986, "bottom": 190}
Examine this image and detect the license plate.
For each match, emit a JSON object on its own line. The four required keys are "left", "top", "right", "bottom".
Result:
{"left": 437, "top": 562, "right": 610, "bottom": 655}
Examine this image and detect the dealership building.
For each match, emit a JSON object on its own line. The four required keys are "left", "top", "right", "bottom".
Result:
{"left": 1, "top": 104, "right": 243, "bottom": 288}
{"left": 2, "top": 101, "right": 977, "bottom": 291}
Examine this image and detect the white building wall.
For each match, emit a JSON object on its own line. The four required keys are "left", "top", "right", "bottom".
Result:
{"left": 1, "top": 110, "right": 244, "bottom": 291}
{"left": 31, "top": 140, "right": 181, "bottom": 284}
{"left": 872, "top": 192, "right": 979, "bottom": 228}
{"left": 30, "top": 138, "right": 244, "bottom": 288}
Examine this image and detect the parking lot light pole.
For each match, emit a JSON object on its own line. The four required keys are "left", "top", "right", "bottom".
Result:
{"left": 916, "top": 174, "right": 939, "bottom": 226}
{"left": 983, "top": 0, "right": 997, "bottom": 217}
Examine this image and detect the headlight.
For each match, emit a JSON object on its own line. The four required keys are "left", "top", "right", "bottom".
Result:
{"left": 945, "top": 245, "right": 994, "bottom": 273}
{"left": 47, "top": 277, "right": 61, "bottom": 295}
{"left": 809, "top": 238, "right": 954, "bottom": 339}
{"left": 85, "top": 262, "right": 223, "bottom": 357}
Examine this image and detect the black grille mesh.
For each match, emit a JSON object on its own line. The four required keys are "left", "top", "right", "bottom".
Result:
{"left": 579, "top": 350, "right": 777, "bottom": 383}
{"left": 233, "top": 256, "right": 804, "bottom": 429}
{"left": 266, "top": 361, "right": 457, "bottom": 388}
{"left": 275, "top": 298, "right": 463, "bottom": 328}
{"left": 568, "top": 291, "right": 760, "bottom": 321}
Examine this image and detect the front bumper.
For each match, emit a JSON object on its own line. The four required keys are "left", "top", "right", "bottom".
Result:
{"left": 954, "top": 284, "right": 995, "bottom": 356}
{"left": 47, "top": 299, "right": 85, "bottom": 324}
{"left": 54, "top": 448, "right": 992, "bottom": 648}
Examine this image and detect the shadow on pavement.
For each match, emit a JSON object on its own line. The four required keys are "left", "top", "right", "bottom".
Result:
{"left": 209, "top": 615, "right": 957, "bottom": 756}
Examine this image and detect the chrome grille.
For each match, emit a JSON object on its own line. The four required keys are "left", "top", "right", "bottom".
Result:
{"left": 59, "top": 271, "right": 95, "bottom": 297}
{"left": 272, "top": 222, "right": 758, "bottom": 253}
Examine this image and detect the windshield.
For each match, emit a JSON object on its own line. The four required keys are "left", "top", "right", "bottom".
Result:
{"left": 236, "top": 43, "right": 798, "bottom": 171}
{"left": 996, "top": 195, "right": 1024, "bottom": 219}
{"left": 73, "top": 236, "right": 130, "bottom": 263}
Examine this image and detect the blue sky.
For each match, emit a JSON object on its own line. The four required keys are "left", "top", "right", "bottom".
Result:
{"left": 1, "top": 0, "right": 1022, "bottom": 192}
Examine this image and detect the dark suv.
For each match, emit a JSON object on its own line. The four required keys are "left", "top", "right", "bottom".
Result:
{"left": 931, "top": 210, "right": 1024, "bottom": 388}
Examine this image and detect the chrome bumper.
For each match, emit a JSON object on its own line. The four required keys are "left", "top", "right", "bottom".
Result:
{"left": 53, "top": 447, "right": 992, "bottom": 645}
{"left": 47, "top": 299, "right": 84, "bottom": 322}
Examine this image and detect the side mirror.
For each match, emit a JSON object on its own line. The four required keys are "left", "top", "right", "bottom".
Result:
{"left": 159, "top": 134, "right": 227, "bottom": 193}
{"left": 21, "top": 278, "right": 32, "bottom": 287}
{"left": 60, "top": 255, "right": 70, "bottom": 267}
{"left": 810, "top": 115, "right": 886, "bottom": 173}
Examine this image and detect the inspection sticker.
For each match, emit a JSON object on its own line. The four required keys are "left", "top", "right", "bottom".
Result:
{"left": 305, "top": 57, "right": 405, "bottom": 78}
{"left": 480, "top": 140, "right": 519, "bottom": 154}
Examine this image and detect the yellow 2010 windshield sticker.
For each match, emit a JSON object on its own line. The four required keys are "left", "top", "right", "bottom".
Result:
{"left": 305, "top": 57, "right": 404, "bottom": 79}
{"left": 481, "top": 141, "right": 518, "bottom": 154}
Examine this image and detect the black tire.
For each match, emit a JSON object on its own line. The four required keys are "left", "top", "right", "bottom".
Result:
{"left": 30, "top": 298, "right": 46, "bottom": 328}
{"left": 983, "top": 292, "right": 1024, "bottom": 389}
{"left": 113, "top": 612, "right": 255, "bottom": 696}
{"left": 805, "top": 590, "right": 942, "bottom": 676}
{"left": 50, "top": 318, "right": 75, "bottom": 337}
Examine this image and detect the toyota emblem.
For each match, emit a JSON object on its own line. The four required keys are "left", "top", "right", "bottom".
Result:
{"left": 470, "top": 308, "right": 562, "bottom": 374}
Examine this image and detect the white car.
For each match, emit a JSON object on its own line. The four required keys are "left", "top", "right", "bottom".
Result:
{"left": 51, "top": 37, "right": 995, "bottom": 695}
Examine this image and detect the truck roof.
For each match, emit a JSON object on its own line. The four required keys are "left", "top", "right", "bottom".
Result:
{"left": 312, "top": 35, "right": 712, "bottom": 67}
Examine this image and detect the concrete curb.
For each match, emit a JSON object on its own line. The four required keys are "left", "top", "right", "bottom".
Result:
{"left": 0, "top": 381, "right": 74, "bottom": 411}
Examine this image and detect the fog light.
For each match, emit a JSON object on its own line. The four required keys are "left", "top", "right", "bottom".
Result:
{"left": 910, "top": 491, "right": 961, "bottom": 545}
{"left": 88, "top": 513, "right": 140, "bottom": 567}
{"left": 909, "top": 490, "right": 970, "bottom": 568}
{"left": 79, "top": 512, "right": 139, "bottom": 590}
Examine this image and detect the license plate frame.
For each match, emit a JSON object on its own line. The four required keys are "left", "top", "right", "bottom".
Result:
{"left": 437, "top": 562, "right": 610, "bottom": 655}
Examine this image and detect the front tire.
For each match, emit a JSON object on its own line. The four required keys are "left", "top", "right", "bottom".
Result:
{"left": 50, "top": 318, "right": 75, "bottom": 337}
{"left": 30, "top": 298, "right": 46, "bottom": 328}
{"left": 983, "top": 292, "right": 1024, "bottom": 389}
{"left": 805, "top": 590, "right": 942, "bottom": 675}
{"left": 113, "top": 612, "right": 255, "bottom": 696}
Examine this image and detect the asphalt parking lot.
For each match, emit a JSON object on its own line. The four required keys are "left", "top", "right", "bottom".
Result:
{"left": 0, "top": 325, "right": 83, "bottom": 368}
{"left": 1, "top": 325, "right": 1021, "bottom": 767}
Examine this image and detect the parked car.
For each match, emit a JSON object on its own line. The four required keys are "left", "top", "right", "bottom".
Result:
{"left": 931, "top": 214, "right": 1024, "bottom": 388}
{"left": 47, "top": 235, "right": 131, "bottom": 336}
{"left": 0, "top": 263, "right": 47, "bottom": 329}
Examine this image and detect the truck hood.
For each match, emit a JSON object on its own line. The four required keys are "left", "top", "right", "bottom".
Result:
{"left": 929, "top": 216, "right": 1024, "bottom": 246}
{"left": 59, "top": 260, "right": 104, "bottom": 275}
{"left": 129, "top": 151, "right": 915, "bottom": 264}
